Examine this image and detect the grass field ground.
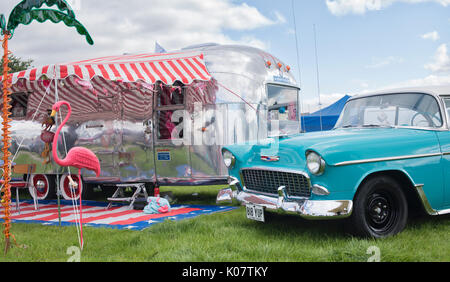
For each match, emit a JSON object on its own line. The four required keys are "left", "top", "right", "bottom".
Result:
{"left": 0, "top": 185, "right": 449, "bottom": 262}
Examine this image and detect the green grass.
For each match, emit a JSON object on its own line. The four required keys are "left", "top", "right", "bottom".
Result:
{"left": 0, "top": 186, "right": 449, "bottom": 262}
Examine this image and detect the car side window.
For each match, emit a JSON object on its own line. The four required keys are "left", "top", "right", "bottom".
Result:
{"left": 398, "top": 108, "right": 427, "bottom": 127}
{"left": 444, "top": 99, "right": 450, "bottom": 122}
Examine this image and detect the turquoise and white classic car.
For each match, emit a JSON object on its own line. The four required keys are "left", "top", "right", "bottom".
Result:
{"left": 217, "top": 86, "right": 450, "bottom": 238}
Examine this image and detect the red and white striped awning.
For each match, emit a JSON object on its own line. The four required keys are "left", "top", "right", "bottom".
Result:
{"left": 3, "top": 51, "right": 215, "bottom": 123}
{"left": 6, "top": 51, "right": 212, "bottom": 85}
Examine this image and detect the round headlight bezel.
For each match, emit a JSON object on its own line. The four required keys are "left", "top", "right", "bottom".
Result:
{"left": 306, "top": 151, "right": 326, "bottom": 176}
{"left": 222, "top": 150, "right": 236, "bottom": 169}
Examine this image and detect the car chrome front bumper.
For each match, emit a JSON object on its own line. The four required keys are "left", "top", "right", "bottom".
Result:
{"left": 217, "top": 178, "right": 353, "bottom": 220}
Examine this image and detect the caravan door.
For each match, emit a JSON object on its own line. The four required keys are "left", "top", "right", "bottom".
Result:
{"left": 153, "top": 83, "right": 192, "bottom": 184}
{"left": 119, "top": 88, "right": 156, "bottom": 182}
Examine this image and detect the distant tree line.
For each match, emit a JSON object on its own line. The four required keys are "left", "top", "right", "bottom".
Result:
{"left": 1, "top": 54, "right": 33, "bottom": 73}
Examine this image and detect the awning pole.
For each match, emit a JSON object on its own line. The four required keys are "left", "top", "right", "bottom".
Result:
{"left": 54, "top": 74, "right": 62, "bottom": 226}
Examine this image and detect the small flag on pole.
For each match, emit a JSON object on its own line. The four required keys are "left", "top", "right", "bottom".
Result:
{"left": 155, "top": 42, "right": 166, "bottom": 53}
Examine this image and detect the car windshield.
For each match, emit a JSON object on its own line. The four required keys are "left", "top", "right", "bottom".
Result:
{"left": 335, "top": 93, "right": 443, "bottom": 129}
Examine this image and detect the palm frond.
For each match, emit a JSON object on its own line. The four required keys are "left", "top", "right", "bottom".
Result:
{"left": 0, "top": 14, "right": 5, "bottom": 33}
{"left": 8, "top": 0, "right": 75, "bottom": 31}
{"left": 8, "top": 9, "right": 93, "bottom": 45}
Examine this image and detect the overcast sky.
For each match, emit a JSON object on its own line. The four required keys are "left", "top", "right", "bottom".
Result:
{"left": 1, "top": 0, "right": 450, "bottom": 112}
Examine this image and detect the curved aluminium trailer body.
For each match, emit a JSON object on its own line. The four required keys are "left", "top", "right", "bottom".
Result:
{"left": 6, "top": 44, "right": 299, "bottom": 199}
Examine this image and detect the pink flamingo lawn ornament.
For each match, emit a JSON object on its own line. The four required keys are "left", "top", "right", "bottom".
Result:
{"left": 51, "top": 101, "right": 101, "bottom": 250}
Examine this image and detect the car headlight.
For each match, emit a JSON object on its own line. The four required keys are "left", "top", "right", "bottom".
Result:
{"left": 306, "top": 151, "right": 325, "bottom": 175}
{"left": 223, "top": 150, "right": 236, "bottom": 168}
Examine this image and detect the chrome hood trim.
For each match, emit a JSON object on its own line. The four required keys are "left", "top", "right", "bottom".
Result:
{"left": 334, "top": 152, "right": 443, "bottom": 167}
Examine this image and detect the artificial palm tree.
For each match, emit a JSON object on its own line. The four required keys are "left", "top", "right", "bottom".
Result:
{"left": 0, "top": 0, "right": 93, "bottom": 254}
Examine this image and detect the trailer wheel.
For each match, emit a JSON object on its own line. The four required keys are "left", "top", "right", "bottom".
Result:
{"left": 30, "top": 174, "right": 54, "bottom": 200}
{"left": 60, "top": 174, "right": 83, "bottom": 200}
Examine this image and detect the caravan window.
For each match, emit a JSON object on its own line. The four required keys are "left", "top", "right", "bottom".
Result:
{"left": 267, "top": 84, "right": 300, "bottom": 136}
{"left": 156, "top": 81, "right": 186, "bottom": 141}
{"left": 10, "top": 93, "right": 29, "bottom": 119}
{"left": 156, "top": 110, "right": 184, "bottom": 140}
{"left": 157, "top": 82, "right": 185, "bottom": 107}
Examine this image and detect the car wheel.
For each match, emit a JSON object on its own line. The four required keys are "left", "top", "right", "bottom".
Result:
{"left": 347, "top": 176, "right": 408, "bottom": 238}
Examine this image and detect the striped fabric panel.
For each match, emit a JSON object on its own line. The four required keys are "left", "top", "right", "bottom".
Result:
{"left": 6, "top": 200, "right": 237, "bottom": 230}
{"left": 5, "top": 51, "right": 211, "bottom": 85}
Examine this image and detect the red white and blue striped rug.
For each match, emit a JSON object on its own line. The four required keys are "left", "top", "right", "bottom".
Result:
{"left": 2, "top": 200, "right": 237, "bottom": 231}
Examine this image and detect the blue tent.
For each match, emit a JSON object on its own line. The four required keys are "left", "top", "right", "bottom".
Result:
{"left": 301, "top": 95, "right": 351, "bottom": 132}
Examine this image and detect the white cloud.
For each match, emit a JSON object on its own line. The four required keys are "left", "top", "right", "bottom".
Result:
{"left": 326, "top": 0, "right": 386, "bottom": 15}
{"left": 365, "top": 56, "right": 404, "bottom": 68}
{"left": 351, "top": 44, "right": 450, "bottom": 95}
{"left": 425, "top": 44, "right": 450, "bottom": 73}
{"left": 0, "top": 0, "right": 282, "bottom": 66}
{"left": 393, "top": 74, "right": 450, "bottom": 87}
{"left": 354, "top": 74, "right": 450, "bottom": 96}
{"left": 233, "top": 36, "right": 269, "bottom": 51}
{"left": 302, "top": 39, "right": 450, "bottom": 114}
{"left": 422, "top": 31, "right": 440, "bottom": 41}
{"left": 326, "top": 0, "right": 450, "bottom": 16}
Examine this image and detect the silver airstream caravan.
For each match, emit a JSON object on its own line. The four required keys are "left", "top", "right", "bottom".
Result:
{"left": 8, "top": 44, "right": 300, "bottom": 200}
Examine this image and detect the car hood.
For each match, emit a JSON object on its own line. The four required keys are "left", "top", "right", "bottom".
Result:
{"left": 225, "top": 128, "right": 441, "bottom": 167}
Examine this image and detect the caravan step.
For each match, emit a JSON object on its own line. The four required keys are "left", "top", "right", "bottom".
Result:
{"left": 107, "top": 197, "right": 133, "bottom": 202}
{"left": 106, "top": 183, "right": 149, "bottom": 210}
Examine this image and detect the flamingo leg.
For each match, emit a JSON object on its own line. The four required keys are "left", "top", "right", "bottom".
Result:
{"left": 78, "top": 168, "right": 84, "bottom": 250}
{"left": 68, "top": 173, "right": 83, "bottom": 250}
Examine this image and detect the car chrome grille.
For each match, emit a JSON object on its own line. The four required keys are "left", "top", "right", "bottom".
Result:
{"left": 241, "top": 169, "right": 311, "bottom": 198}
